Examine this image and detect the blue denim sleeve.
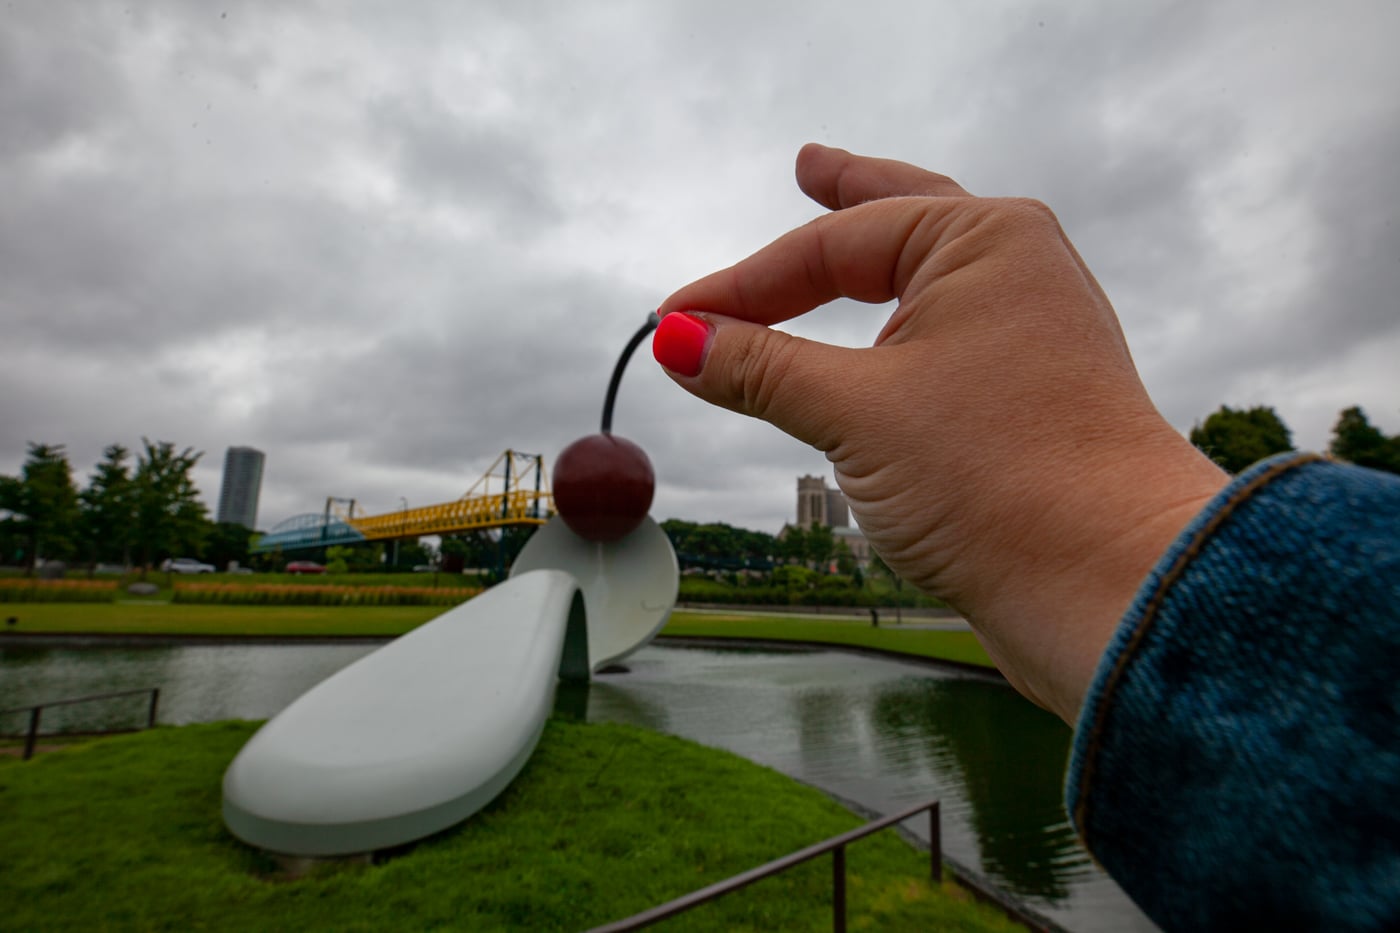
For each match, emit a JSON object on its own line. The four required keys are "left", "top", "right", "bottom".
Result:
{"left": 1065, "top": 452, "right": 1400, "bottom": 932}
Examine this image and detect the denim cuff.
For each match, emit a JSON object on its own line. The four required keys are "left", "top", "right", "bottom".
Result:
{"left": 1065, "top": 452, "right": 1400, "bottom": 931}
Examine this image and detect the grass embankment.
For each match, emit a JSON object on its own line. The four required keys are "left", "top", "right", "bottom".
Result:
{"left": 0, "top": 602, "right": 997, "bottom": 668}
{"left": 0, "top": 721, "right": 1019, "bottom": 932}
{"left": 662, "top": 613, "right": 996, "bottom": 669}
{"left": 0, "top": 602, "right": 441, "bottom": 637}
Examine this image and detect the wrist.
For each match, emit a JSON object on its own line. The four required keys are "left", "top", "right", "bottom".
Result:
{"left": 960, "top": 425, "right": 1229, "bottom": 723}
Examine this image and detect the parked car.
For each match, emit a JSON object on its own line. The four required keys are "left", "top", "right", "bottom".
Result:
{"left": 285, "top": 561, "right": 326, "bottom": 575}
{"left": 165, "top": 557, "right": 216, "bottom": 574}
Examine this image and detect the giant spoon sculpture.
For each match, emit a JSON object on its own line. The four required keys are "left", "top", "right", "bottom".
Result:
{"left": 222, "top": 314, "right": 678, "bottom": 857}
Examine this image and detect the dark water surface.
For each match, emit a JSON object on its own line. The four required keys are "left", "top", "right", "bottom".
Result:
{"left": 0, "top": 639, "right": 1155, "bottom": 932}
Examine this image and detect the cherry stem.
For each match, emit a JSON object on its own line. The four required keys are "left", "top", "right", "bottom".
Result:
{"left": 601, "top": 312, "right": 661, "bottom": 435}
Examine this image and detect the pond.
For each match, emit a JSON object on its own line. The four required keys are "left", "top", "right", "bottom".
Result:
{"left": 0, "top": 639, "right": 1155, "bottom": 932}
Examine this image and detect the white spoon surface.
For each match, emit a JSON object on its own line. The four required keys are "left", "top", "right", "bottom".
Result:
{"left": 510, "top": 514, "right": 679, "bottom": 671}
{"left": 222, "top": 568, "right": 585, "bottom": 856}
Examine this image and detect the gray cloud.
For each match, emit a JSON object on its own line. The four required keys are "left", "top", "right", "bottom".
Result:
{"left": 3, "top": 0, "right": 1398, "bottom": 537}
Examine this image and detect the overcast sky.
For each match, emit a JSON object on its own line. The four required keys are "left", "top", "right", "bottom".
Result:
{"left": 4, "top": 0, "right": 1398, "bottom": 536}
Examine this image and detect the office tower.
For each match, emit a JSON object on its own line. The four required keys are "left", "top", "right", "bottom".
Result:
{"left": 217, "top": 446, "right": 265, "bottom": 529}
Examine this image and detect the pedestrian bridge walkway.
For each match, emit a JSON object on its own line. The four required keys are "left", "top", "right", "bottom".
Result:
{"left": 252, "top": 450, "right": 551, "bottom": 553}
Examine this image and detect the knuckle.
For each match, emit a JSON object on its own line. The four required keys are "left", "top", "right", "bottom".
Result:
{"left": 727, "top": 332, "right": 800, "bottom": 421}
{"left": 991, "top": 197, "right": 1062, "bottom": 235}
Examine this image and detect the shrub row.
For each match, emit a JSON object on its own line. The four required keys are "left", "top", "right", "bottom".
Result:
{"left": 170, "top": 582, "right": 482, "bottom": 607}
{"left": 0, "top": 579, "right": 118, "bottom": 603}
{"left": 677, "top": 577, "right": 944, "bottom": 609}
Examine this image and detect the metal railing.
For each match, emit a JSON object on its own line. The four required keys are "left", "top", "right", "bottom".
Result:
{"left": 585, "top": 799, "right": 940, "bottom": 933}
{"left": 1, "top": 688, "right": 160, "bottom": 760}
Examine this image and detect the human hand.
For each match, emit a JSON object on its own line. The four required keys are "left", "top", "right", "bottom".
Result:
{"left": 654, "top": 144, "right": 1228, "bottom": 722}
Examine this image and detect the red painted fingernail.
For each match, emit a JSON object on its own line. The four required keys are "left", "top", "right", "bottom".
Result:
{"left": 653, "top": 312, "right": 710, "bottom": 377}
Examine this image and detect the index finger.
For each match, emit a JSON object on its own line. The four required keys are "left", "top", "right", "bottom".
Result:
{"left": 658, "top": 196, "right": 958, "bottom": 326}
{"left": 796, "top": 143, "right": 972, "bottom": 210}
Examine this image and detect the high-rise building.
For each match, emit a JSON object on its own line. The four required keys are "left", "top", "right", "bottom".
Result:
{"left": 217, "top": 446, "right": 265, "bottom": 529}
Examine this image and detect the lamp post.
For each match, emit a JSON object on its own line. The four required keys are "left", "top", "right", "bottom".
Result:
{"left": 394, "top": 497, "right": 408, "bottom": 570}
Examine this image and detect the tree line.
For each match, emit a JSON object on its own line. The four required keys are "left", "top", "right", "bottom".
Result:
{"left": 658, "top": 519, "right": 866, "bottom": 576}
{"left": 8, "top": 402, "right": 1390, "bottom": 579}
{"left": 0, "top": 440, "right": 251, "bottom": 575}
{"left": 1189, "top": 404, "right": 1400, "bottom": 475}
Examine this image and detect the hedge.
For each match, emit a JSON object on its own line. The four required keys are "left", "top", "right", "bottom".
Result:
{"left": 0, "top": 579, "right": 118, "bottom": 603}
{"left": 677, "top": 577, "right": 944, "bottom": 609}
{"left": 170, "top": 582, "right": 482, "bottom": 607}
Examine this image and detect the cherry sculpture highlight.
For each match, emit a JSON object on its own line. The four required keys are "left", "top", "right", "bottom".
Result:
{"left": 552, "top": 313, "right": 659, "bottom": 543}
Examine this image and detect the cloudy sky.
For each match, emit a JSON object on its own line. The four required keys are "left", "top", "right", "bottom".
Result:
{"left": 4, "top": 0, "right": 1398, "bottom": 536}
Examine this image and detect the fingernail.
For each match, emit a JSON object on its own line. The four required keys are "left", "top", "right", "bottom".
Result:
{"left": 653, "top": 312, "right": 710, "bottom": 377}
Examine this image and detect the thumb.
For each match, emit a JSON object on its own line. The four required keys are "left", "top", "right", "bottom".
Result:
{"left": 652, "top": 310, "right": 863, "bottom": 452}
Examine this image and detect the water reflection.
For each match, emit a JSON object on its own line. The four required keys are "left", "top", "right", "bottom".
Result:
{"left": 872, "top": 679, "right": 1082, "bottom": 899}
{"left": 0, "top": 642, "right": 377, "bottom": 734}
{"left": 793, "top": 687, "right": 863, "bottom": 778}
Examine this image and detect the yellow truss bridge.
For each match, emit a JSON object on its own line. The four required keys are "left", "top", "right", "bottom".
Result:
{"left": 253, "top": 450, "right": 553, "bottom": 553}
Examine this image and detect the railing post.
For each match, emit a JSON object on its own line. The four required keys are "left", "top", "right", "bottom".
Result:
{"left": 581, "top": 799, "right": 940, "bottom": 933}
{"left": 832, "top": 845, "right": 846, "bottom": 933}
{"left": 4, "top": 688, "right": 165, "bottom": 761}
{"left": 929, "top": 801, "right": 941, "bottom": 883}
{"left": 24, "top": 707, "right": 40, "bottom": 761}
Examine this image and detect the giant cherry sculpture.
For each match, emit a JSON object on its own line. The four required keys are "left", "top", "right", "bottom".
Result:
{"left": 551, "top": 314, "right": 659, "bottom": 542}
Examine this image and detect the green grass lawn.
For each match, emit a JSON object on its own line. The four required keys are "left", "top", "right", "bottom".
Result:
{"left": 0, "top": 601, "right": 996, "bottom": 668}
{"left": 0, "top": 602, "right": 442, "bottom": 636}
{"left": 0, "top": 721, "right": 1020, "bottom": 932}
{"left": 662, "top": 612, "right": 997, "bottom": 669}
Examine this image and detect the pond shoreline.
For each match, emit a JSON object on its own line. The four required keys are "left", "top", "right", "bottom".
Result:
{"left": 0, "top": 630, "right": 1005, "bottom": 681}
{"left": 0, "top": 631, "right": 393, "bottom": 647}
{"left": 655, "top": 633, "right": 1005, "bottom": 679}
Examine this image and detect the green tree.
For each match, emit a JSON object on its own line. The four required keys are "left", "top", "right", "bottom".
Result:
{"left": 1189, "top": 405, "right": 1294, "bottom": 474}
{"left": 391, "top": 540, "right": 434, "bottom": 571}
{"left": 660, "top": 519, "right": 778, "bottom": 572}
{"left": 867, "top": 550, "right": 908, "bottom": 620}
{"left": 496, "top": 526, "right": 536, "bottom": 576}
{"left": 804, "top": 523, "right": 835, "bottom": 571}
{"left": 324, "top": 544, "right": 353, "bottom": 574}
{"left": 443, "top": 530, "right": 499, "bottom": 573}
{"left": 11, "top": 443, "right": 81, "bottom": 572}
{"left": 441, "top": 526, "right": 536, "bottom": 581}
{"left": 1330, "top": 406, "right": 1400, "bottom": 475}
{"left": 79, "top": 444, "right": 135, "bottom": 571}
{"left": 204, "top": 521, "right": 254, "bottom": 571}
{"left": 0, "top": 473, "right": 24, "bottom": 565}
{"left": 778, "top": 525, "right": 808, "bottom": 565}
{"left": 131, "top": 439, "right": 208, "bottom": 575}
{"left": 834, "top": 539, "right": 858, "bottom": 577}
{"left": 772, "top": 564, "right": 817, "bottom": 590}
{"left": 439, "top": 534, "right": 471, "bottom": 573}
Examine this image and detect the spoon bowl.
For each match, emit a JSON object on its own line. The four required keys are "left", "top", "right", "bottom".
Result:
{"left": 511, "top": 513, "right": 678, "bottom": 672}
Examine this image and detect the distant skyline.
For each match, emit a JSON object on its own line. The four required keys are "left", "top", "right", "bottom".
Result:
{"left": 4, "top": 2, "right": 1398, "bottom": 536}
